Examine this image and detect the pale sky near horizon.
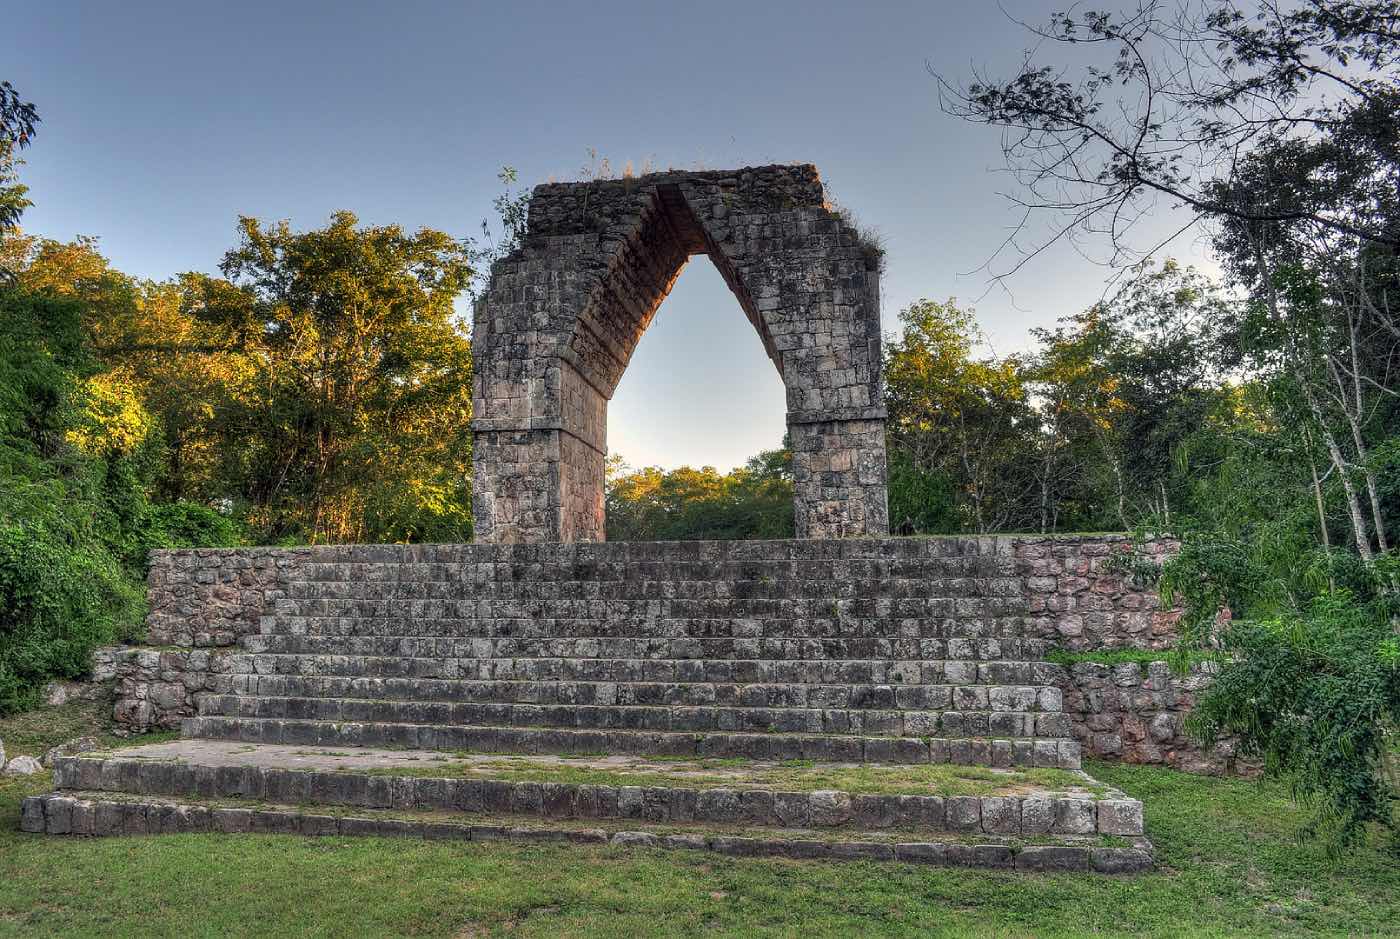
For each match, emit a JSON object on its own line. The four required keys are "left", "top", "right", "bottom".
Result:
{"left": 6, "top": 1, "right": 1216, "bottom": 471}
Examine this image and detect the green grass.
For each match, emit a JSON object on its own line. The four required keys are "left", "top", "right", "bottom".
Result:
{"left": 0, "top": 698, "right": 178, "bottom": 757}
{"left": 3, "top": 706, "right": 1399, "bottom": 936}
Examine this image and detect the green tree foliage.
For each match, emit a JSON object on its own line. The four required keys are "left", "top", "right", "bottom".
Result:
{"left": 605, "top": 447, "right": 794, "bottom": 541}
{"left": 183, "top": 212, "right": 475, "bottom": 543}
{"left": 1161, "top": 541, "right": 1399, "bottom": 849}
{"left": 0, "top": 284, "right": 236, "bottom": 713}
{"left": 883, "top": 299, "right": 1037, "bottom": 533}
{"left": 1030, "top": 261, "right": 1229, "bottom": 531}
{"left": 885, "top": 448, "right": 958, "bottom": 535}
{"left": 0, "top": 80, "right": 36, "bottom": 232}
{"left": 941, "top": 0, "right": 1400, "bottom": 849}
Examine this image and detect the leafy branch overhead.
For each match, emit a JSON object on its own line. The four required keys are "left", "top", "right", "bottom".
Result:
{"left": 935, "top": 0, "right": 1400, "bottom": 276}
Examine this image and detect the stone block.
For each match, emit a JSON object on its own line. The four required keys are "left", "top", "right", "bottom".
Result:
{"left": 945, "top": 796, "right": 981, "bottom": 832}
{"left": 808, "top": 789, "right": 853, "bottom": 827}
{"left": 1052, "top": 799, "right": 1098, "bottom": 835}
{"left": 1092, "top": 847, "right": 1153, "bottom": 874}
{"left": 980, "top": 797, "right": 1021, "bottom": 835}
{"left": 1016, "top": 845, "right": 1091, "bottom": 872}
{"left": 1097, "top": 799, "right": 1144, "bottom": 836}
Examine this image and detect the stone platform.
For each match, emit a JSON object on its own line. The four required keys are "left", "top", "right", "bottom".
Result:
{"left": 25, "top": 536, "right": 1168, "bottom": 872}
{"left": 22, "top": 739, "right": 1151, "bottom": 872}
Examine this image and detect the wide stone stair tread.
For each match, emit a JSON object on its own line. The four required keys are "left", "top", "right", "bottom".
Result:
{"left": 227, "top": 650, "right": 1055, "bottom": 681}
{"left": 48, "top": 742, "right": 1132, "bottom": 830}
{"left": 196, "top": 694, "right": 1069, "bottom": 738}
{"left": 222, "top": 675, "right": 1064, "bottom": 707}
{"left": 183, "top": 716, "right": 1082, "bottom": 767}
{"left": 250, "top": 624, "right": 1047, "bottom": 645}
{"left": 227, "top": 661, "right": 1062, "bottom": 697}
{"left": 281, "top": 587, "right": 1030, "bottom": 610}
{"left": 228, "top": 656, "right": 1058, "bottom": 685}
{"left": 274, "top": 602, "right": 1032, "bottom": 622}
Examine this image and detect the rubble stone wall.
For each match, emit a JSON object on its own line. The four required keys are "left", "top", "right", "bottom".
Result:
{"left": 1054, "top": 660, "right": 1244, "bottom": 775}
{"left": 1010, "top": 535, "right": 1181, "bottom": 651}
{"left": 144, "top": 547, "right": 309, "bottom": 647}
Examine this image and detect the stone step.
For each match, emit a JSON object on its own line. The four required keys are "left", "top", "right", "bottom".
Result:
{"left": 195, "top": 694, "right": 1070, "bottom": 739}
{"left": 225, "top": 674, "right": 1064, "bottom": 709}
{"left": 19, "top": 793, "right": 1152, "bottom": 874}
{"left": 284, "top": 576, "right": 1025, "bottom": 601}
{"left": 273, "top": 597, "right": 1032, "bottom": 618}
{"left": 183, "top": 716, "right": 1083, "bottom": 768}
{"left": 47, "top": 746, "right": 1142, "bottom": 836}
{"left": 294, "top": 551, "right": 1005, "bottom": 576}
{"left": 295, "top": 540, "right": 1019, "bottom": 568}
{"left": 230, "top": 640, "right": 1054, "bottom": 674}
{"left": 251, "top": 619, "right": 1044, "bottom": 644}
{"left": 227, "top": 658, "right": 1059, "bottom": 692}
{"left": 235, "top": 654, "right": 1052, "bottom": 682}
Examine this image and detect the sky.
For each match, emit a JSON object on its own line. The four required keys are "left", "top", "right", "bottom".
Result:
{"left": 6, "top": 1, "right": 1215, "bottom": 471}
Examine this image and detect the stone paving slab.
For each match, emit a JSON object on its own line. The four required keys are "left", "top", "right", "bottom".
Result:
{"left": 89, "top": 740, "right": 1101, "bottom": 797}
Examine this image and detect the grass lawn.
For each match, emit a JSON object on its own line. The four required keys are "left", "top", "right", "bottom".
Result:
{"left": 1, "top": 705, "right": 1397, "bottom": 937}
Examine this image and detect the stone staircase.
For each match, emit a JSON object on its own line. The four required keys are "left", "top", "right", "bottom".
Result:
{"left": 21, "top": 537, "right": 1152, "bottom": 873}
{"left": 186, "top": 539, "right": 1080, "bottom": 768}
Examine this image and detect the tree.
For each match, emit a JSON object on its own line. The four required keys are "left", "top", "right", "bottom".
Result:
{"left": 1031, "top": 260, "right": 1228, "bottom": 529}
{"left": 0, "top": 268, "right": 237, "bottom": 713}
{"left": 605, "top": 447, "right": 794, "bottom": 541}
{"left": 0, "top": 81, "right": 37, "bottom": 151}
{"left": 938, "top": 0, "right": 1400, "bottom": 277}
{"left": 184, "top": 212, "right": 476, "bottom": 543}
{"left": 0, "top": 81, "right": 38, "bottom": 280}
{"left": 884, "top": 299, "right": 1039, "bottom": 533}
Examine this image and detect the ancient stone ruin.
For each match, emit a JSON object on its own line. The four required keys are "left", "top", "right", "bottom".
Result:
{"left": 22, "top": 166, "right": 1175, "bottom": 873}
{"left": 471, "top": 165, "right": 888, "bottom": 543}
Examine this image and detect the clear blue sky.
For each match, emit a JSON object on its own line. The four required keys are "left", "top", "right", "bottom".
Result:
{"left": 7, "top": 1, "right": 1212, "bottom": 471}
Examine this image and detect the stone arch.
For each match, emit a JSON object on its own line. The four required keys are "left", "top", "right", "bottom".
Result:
{"left": 471, "top": 164, "right": 887, "bottom": 542}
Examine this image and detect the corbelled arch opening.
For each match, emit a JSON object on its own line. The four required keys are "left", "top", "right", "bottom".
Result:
{"left": 552, "top": 184, "right": 789, "bottom": 540}
{"left": 561, "top": 184, "right": 781, "bottom": 403}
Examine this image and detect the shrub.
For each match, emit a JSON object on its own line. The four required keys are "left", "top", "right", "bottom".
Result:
{"left": 0, "top": 521, "right": 143, "bottom": 712}
{"left": 1163, "top": 534, "right": 1399, "bottom": 848}
{"left": 0, "top": 288, "right": 246, "bottom": 713}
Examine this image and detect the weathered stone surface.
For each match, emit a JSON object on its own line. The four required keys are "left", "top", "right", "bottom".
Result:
{"left": 21, "top": 790, "right": 1153, "bottom": 873}
{"left": 3, "top": 755, "right": 42, "bottom": 776}
{"left": 42, "top": 680, "right": 105, "bottom": 708}
{"left": 808, "top": 789, "right": 853, "bottom": 827}
{"left": 945, "top": 796, "right": 981, "bottom": 833}
{"left": 1021, "top": 798, "right": 1054, "bottom": 835}
{"left": 1016, "top": 845, "right": 1091, "bottom": 872}
{"left": 471, "top": 165, "right": 888, "bottom": 542}
{"left": 1052, "top": 798, "right": 1097, "bottom": 835}
{"left": 42, "top": 737, "right": 100, "bottom": 768}
{"left": 609, "top": 831, "right": 660, "bottom": 848}
{"left": 19, "top": 796, "right": 46, "bottom": 832}
{"left": 980, "top": 797, "right": 1021, "bottom": 835}
{"left": 1054, "top": 657, "right": 1248, "bottom": 775}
